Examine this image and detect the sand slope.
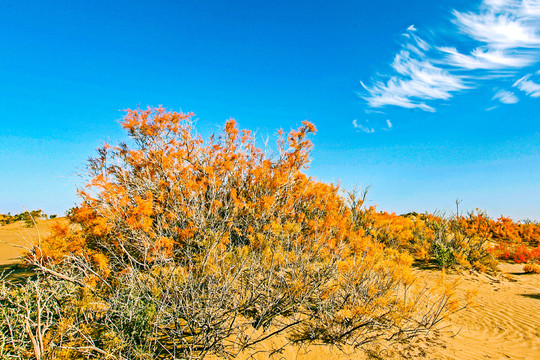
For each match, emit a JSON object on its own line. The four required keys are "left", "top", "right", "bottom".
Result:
{"left": 0, "top": 218, "right": 58, "bottom": 264}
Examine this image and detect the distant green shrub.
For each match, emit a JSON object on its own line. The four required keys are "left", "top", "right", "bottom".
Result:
{"left": 0, "top": 210, "right": 44, "bottom": 226}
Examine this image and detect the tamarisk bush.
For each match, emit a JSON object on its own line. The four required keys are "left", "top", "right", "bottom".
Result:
{"left": 2, "top": 107, "right": 463, "bottom": 359}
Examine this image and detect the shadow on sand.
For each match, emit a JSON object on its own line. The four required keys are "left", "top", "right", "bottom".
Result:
{"left": 520, "top": 293, "right": 540, "bottom": 300}
{"left": 509, "top": 267, "right": 529, "bottom": 276}
{"left": 412, "top": 259, "right": 442, "bottom": 271}
{"left": 0, "top": 263, "right": 36, "bottom": 284}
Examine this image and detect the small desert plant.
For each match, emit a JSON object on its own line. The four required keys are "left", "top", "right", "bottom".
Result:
{"left": 523, "top": 262, "right": 540, "bottom": 274}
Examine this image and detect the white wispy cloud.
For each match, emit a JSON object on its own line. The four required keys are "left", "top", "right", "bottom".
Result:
{"left": 352, "top": 119, "right": 375, "bottom": 133}
{"left": 513, "top": 73, "right": 540, "bottom": 96}
{"left": 453, "top": 10, "right": 540, "bottom": 49}
{"left": 361, "top": 0, "right": 540, "bottom": 114}
{"left": 364, "top": 109, "right": 386, "bottom": 114}
{"left": 361, "top": 49, "right": 467, "bottom": 112}
{"left": 437, "top": 46, "right": 534, "bottom": 69}
{"left": 404, "top": 33, "right": 430, "bottom": 56}
{"left": 386, "top": 119, "right": 393, "bottom": 129}
{"left": 493, "top": 89, "right": 519, "bottom": 103}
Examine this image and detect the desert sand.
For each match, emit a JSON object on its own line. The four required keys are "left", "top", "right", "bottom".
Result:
{"left": 0, "top": 219, "right": 57, "bottom": 264}
{"left": 426, "top": 263, "right": 540, "bottom": 360}
{"left": 1, "top": 220, "right": 538, "bottom": 359}
{"left": 240, "top": 264, "right": 540, "bottom": 360}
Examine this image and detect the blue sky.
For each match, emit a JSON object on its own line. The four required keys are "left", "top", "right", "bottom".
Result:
{"left": 1, "top": 0, "right": 538, "bottom": 220}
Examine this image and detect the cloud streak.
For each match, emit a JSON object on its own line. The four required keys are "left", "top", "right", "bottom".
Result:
{"left": 453, "top": 10, "right": 540, "bottom": 49}
{"left": 352, "top": 119, "right": 375, "bottom": 133}
{"left": 361, "top": 48, "right": 467, "bottom": 112}
{"left": 360, "top": 0, "right": 540, "bottom": 114}
{"left": 514, "top": 73, "right": 540, "bottom": 96}
{"left": 437, "top": 46, "right": 534, "bottom": 69}
{"left": 493, "top": 89, "right": 519, "bottom": 103}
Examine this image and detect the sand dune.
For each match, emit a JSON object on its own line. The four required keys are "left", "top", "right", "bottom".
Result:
{"left": 0, "top": 221, "right": 538, "bottom": 359}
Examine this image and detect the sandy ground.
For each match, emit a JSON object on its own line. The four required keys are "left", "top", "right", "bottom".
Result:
{"left": 426, "top": 263, "right": 540, "bottom": 360}
{"left": 241, "top": 264, "right": 540, "bottom": 360}
{"left": 0, "top": 219, "right": 58, "bottom": 264}
{"left": 1, "top": 220, "right": 538, "bottom": 359}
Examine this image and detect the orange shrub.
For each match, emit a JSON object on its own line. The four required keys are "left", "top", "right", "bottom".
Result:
{"left": 457, "top": 211, "right": 493, "bottom": 239}
{"left": 356, "top": 207, "right": 415, "bottom": 248}
{"left": 519, "top": 221, "right": 540, "bottom": 245}
{"left": 16, "top": 107, "right": 465, "bottom": 359}
{"left": 491, "top": 216, "right": 521, "bottom": 243}
{"left": 458, "top": 211, "right": 540, "bottom": 246}
{"left": 40, "top": 106, "right": 360, "bottom": 269}
{"left": 488, "top": 242, "right": 540, "bottom": 264}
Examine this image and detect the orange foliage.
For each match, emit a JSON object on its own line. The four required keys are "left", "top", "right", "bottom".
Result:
{"left": 35, "top": 221, "right": 111, "bottom": 277}
{"left": 523, "top": 262, "right": 540, "bottom": 274}
{"left": 457, "top": 211, "right": 540, "bottom": 265}
{"left": 459, "top": 211, "right": 540, "bottom": 245}
{"left": 39, "top": 106, "right": 399, "bottom": 277}
{"left": 14, "top": 107, "right": 521, "bottom": 359}
{"left": 488, "top": 242, "right": 540, "bottom": 264}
